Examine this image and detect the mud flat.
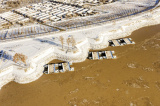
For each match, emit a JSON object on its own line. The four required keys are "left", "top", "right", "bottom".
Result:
{"left": 0, "top": 23, "right": 160, "bottom": 105}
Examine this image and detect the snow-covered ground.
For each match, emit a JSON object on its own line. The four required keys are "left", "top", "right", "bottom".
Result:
{"left": 0, "top": 0, "right": 160, "bottom": 89}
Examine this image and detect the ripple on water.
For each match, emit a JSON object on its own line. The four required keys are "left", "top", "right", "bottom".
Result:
{"left": 123, "top": 77, "right": 149, "bottom": 89}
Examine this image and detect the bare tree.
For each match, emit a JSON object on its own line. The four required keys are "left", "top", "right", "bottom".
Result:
{"left": 112, "top": 20, "right": 116, "bottom": 25}
{"left": 71, "top": 36, "right": 76, "bottom": 48}
{"left": 0, "top": 34, "right": 4, "bottom": 40}
{"left": 66, "top": 37, "right": 71, "bottom": 49}
{"left": 34, "top": 27, "right": 36, "bottom": 33}
{"left": 13, "top": 53, "right": 27, "bottom": 64}
{"left": 18, "top": 29, "right": 20, "bottom": 35}
{"left": 21, "top": 28, "right": 23, "bottom": 35}
{"left": 59, "top": 36, "right": 64, "bottom": 49}
{"left": 44, "top": 27, "right": 47, "bottom": 32}
{"left": 31, "top": 27, "right": 33, "bottom": 33}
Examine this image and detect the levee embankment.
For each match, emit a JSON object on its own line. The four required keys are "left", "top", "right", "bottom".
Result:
{"left": 1, "top": 2, "right": 160, "bottom": 90}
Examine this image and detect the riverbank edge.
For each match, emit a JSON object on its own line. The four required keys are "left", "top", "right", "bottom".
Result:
{"left": 0, "top": 3, "right": 160, "bottom": 90}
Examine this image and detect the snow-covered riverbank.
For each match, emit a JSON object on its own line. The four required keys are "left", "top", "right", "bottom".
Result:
{"left": 0, "top": 2, "right": 160, "bottom": 90}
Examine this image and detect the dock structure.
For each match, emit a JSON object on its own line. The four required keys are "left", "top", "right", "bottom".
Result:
{"left": 88, "top": 51, "right": 116, "bottom": 60}
{"left": 44, "top": 62, "right": 74, "bottom": 74}
{"left": 92, "top": 52, "right": 100, "bottom": 60}
{"left": 104, "top": 51, "right": 114, "bottom": 59}
{"left": 122, "top": 38, "right": 135, "bottom": 45}
{"left": 112, "top": 39, "right": 121, "bottom": 46}
{"left": 109, "top": 38, "right": 135, "bottom": 47}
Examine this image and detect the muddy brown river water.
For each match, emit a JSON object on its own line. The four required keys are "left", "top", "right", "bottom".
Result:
{"left": 0, "top": 24, "right": 160, "bottom": 106}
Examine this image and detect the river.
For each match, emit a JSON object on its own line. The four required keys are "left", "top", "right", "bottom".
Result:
{"left": 0, "top": 24, "right": 160, "bottom": 106}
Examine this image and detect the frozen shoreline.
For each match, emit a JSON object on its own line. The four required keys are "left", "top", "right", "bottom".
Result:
{"left": 0, "top": 2, "right": 160, "bottom": 90}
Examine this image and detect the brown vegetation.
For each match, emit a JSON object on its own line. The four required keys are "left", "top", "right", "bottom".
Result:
{"left": 70, "top": 36, "right": 76, "bottom": 48}
{"left": 59, "top": 36, "right": 64, "bottom": 49}
{"left": 66, "top": 37, "right": 71, "bottom": 49}
{"left": 99, "top": 0, "right": 108, "bottom": 4}
{"left": 13, "top": 53, "right": 27, "bottom": 64}
{"left": 7, "top": 1, "right": 21, "bottom": 8}
{"left": 0, "top": 0, "right": 42, "bottom": 13}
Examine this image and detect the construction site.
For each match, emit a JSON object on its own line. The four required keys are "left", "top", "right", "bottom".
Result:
{"left": 0, "top": 0, "right": 160, "bottom": 90}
